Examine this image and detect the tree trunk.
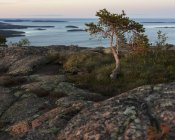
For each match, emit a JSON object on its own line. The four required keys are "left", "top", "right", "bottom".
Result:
{"left": 110, "top": 46, "right": 120, "bottom": 79}
{"left": 109, "top": 32, "right": 120, "bottom": 79}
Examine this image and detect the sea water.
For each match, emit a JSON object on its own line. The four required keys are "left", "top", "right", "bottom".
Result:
{"left": 2, "top": 18, "right": 175, "bottom": 47}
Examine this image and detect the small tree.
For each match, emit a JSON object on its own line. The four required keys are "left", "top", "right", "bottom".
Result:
{"left": 0, "top": 35, "right": 7, "bottom": 45}
{"left": 86, "top": 9, "right": 145, "bottom": 79}
{"left": 155, "top": 30, "right": 168, "bottom": 49}
{"left": 131, "top": 33, "right": 149, "bottom": 53}
{"left": 18, "top": 38, "right": 31, "bottom": 47}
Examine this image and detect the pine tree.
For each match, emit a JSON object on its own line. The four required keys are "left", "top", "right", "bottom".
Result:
{"left": 86, "top": 9, "right": 145, "bottom": 79}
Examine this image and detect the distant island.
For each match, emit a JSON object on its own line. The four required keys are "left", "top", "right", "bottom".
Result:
{"left": 0, "top": 30, "right": 25, "bottom": 37}
{"left": 35, "top": 28, "right": 47, "bottom": 31}
{"left": 0, "top": 22, "right": 55, "bottom": 37}
{"left": 0, "top": 19, "right": 68, "bottom": 23}
{"left": 0, "top": 22, "right": 54, "bottom": 29}
{"left": 141, "top": 21, "right": 175, "bottom": 23}
{"left": 32, "top": 20, "right": 67, "bottom": 22}
{"left": 67, "top": 29, "right": 85, "bottom": 32}
{"left": 65, "top": 25, "right": 79, "bottom": 28}
{"left": 156, "top": 26, "right": 175, "bottom": 28}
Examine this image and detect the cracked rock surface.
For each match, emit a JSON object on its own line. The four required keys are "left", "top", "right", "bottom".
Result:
{"left": 0, "top": 46, "right": 174, "bottom": 140}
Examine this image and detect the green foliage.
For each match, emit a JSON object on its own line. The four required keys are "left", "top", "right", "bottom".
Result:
{"left": 122, "top": 50, "right": 175, "bottom": 83}
{"left": 17, "top": 38, "right": 31, "bottom": 47}
{"left": 131, "top": 33, "right": 150, "bottom": 52}
{"left": 155, "top": 30, "right": 168, "bottom": 48}
{"left": 85, "top": 9, "right": 145, "bottom": 49}
{"left": 9, "top": 38, "right": 31, "bottom": 47}
{"left": 0, "top": 35, "right": 7, "bottom": 45}
{"left": 85, "top": 9, "right": 146, "bottom": 79}
{"left": 67, "top": 50, "right": 175, "bottom": 97}
{"left": 64, "top": 51, "right": 113, "bottom": 73}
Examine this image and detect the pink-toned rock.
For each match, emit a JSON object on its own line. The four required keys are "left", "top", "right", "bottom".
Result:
{"left": 57, "top": 83, "right": 175, "bottom": 140}
{"left": 8, "top": 121, "right": 30, "bottom": 135}
{"left": 32, "top": 107, "right": 59, "bottom": 128}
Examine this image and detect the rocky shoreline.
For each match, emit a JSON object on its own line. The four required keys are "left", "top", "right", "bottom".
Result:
{"left": 0, "top": 46, "right": 174, "bottom": 140}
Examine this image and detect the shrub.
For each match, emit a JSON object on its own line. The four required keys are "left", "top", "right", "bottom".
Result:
{"left": 64, "top": 51, "right": 113, "bottom": 73}
{"left": 18, "top": 38, "right": 31, "bottom": 47}
{"left": 0, "top": 35, "right": 7, "bottom": 45}
{"left": 131, "top": 33, "right": 150, "bottom": 53}
{"left": 155, "top": 30, "right": 168, "bottom": 49}
{"left": 67, "top": 49, "right": 175, "bottom": 97}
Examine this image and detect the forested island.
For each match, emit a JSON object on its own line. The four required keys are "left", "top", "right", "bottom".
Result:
{"left": 0, "top": 22, "right": 54, "bottom": 37}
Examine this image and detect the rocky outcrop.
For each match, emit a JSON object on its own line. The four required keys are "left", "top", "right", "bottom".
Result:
{"left": 0, "top": 47, "right": 48, "bottom": 75}
{"left": 57, "top": 83, "right": 175, "bottom": 140}
{"left": 0, "top": 46, "right": 174, "bottom": 140}
{"left": 0, "top": 46, "right": 82, "bottom": 75}
{"left": 0, "top": 82, "right": 174, "bottom": 140}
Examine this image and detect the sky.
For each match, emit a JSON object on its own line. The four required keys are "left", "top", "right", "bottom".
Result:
{"left": 0, "top": 0, "right": 174, "bottom": 18}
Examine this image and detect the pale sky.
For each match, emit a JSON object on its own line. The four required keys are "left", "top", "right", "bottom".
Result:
{"left": 0, "top": 0, "right": 174, "bottom": 18}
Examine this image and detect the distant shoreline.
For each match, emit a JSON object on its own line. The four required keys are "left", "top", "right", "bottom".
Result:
{"left": 1, "top": 18, "right": 175, "bottom": 47}
{"left": 141, "top": 22, "right": 175, "bottom": 23}
{"left": 0, "top": 22, "right": 55, "bottom": 37}
{"left": 0, "top": 30, "right": 25, "bottom": 37}
{"left": 0, "top": 22, "right": 54, "bottom": 29}
{"left": 0, "top": 19, "right": 68, "bottom": 23}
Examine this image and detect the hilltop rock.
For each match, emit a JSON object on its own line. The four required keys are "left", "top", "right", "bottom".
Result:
{"left": 0, "top": 82, "right": 173, "bottom": 140}
{"left": 22, "top": 75, "right": 104, "bottom": 101}
{"left": 0, "top": 46, "right": 83, "bottom": 75}
{"left": 0, "top": 47, "right": 48, "bottom": 75}
{"left": 57, "top": 83, "right": 175, "bottom": 140}
{"left": 0, "top": 46, "right": 174, "bottom": 140}
{"left": 0, "top": 87, "right": 15, "bottom": 117}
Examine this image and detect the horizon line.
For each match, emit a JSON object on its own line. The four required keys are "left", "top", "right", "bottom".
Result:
{"left": 0, "top": 17, "right": 175, "bottom": 19}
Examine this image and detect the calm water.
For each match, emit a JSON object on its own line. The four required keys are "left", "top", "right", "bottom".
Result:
{"left": 2, "top": 18, "right": 175, "bottom": 47}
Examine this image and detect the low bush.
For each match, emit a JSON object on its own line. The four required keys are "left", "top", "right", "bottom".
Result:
{"left": 64, "top": 51, "right": 113, "bottom": 73}
{"left": 67, "top": 49, "right": 175, "bottom": 97}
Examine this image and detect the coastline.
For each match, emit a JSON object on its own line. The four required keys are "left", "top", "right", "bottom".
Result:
{"left": 0, "top": 22, "right": 55, "bottom": 37}
{"left": 1, "top": 18, "right": 175, "bottom": 46}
